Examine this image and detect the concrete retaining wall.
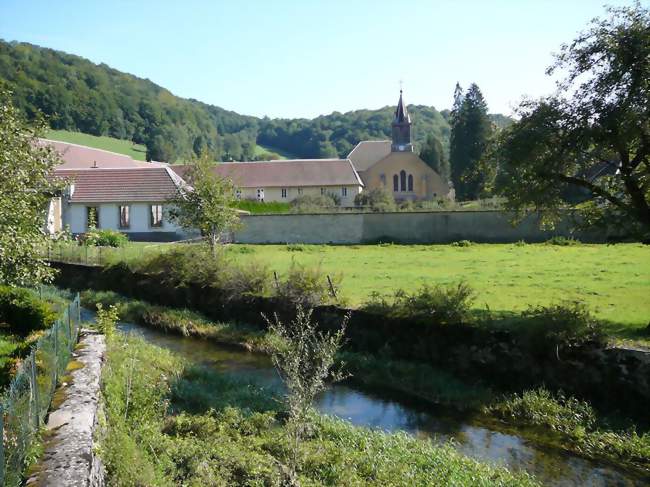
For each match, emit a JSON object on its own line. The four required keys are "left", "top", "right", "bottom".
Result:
{"left": 233, "top": 211, "right": 603, "bottom": 244}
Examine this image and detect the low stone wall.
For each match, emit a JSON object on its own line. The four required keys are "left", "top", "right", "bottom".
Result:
{"left": 233, "top": 210, "right": 604, "bottom": 244}
{"left": 30, "top": 330, "right": 106, "bottom": 487}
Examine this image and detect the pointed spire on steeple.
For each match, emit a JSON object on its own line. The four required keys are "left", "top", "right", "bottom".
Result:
{"left": 391, "top": 87, "right": 413, "bottom": 152}
{"left": 394, "top": 89, "right": 410, "bottom": 124}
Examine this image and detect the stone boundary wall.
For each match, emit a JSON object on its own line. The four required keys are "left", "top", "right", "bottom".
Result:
{"left": 233, "top": 210, "right": 605, "bottom": 244}
{"left": 31, "top": 330, "right": 106, "bottom": 487}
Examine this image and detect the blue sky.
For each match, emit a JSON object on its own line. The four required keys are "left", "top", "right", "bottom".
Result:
{"left": 0, "top": 0, "right": 640, "bottom": 119}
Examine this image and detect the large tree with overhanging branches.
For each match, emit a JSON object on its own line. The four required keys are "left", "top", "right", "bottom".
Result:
{"left": 0, "top": 87, "right": 62, "bottom": 286}
{"left": 496, "top": 3, "right": 650, "bottom": 238}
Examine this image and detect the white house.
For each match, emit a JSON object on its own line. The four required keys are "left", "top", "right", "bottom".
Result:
{"left": 52, "top": 166, "right": 188, "bottom": 241}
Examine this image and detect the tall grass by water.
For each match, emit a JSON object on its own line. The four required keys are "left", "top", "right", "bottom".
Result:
{"left": 99, "top": 333, "right": 539, "bottom": 486}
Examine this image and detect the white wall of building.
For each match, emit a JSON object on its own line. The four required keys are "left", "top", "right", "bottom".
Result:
{"left": 62, "top": 202, "right": 183, "bottom": 235}
{"left": 236, "top": 185, "right": 362, "bottom": 206}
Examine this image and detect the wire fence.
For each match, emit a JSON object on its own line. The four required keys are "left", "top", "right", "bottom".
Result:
{"left": 44, "top": 241, "right": 174, "bottom": 267}
{"left": 0, "top": 293, "right": 81, "bottom": 487}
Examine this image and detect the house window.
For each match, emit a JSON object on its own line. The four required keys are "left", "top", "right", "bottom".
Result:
{"left": 150, "top": 204, "right": 163, "bottom": 228}
{"left": 320, "top": 188, "right": 326, "bottom": 195}
{"left": 393, "top": 175, "right": 399, "bottom": 192}
{"left": 400, "top": 170, "right": 407, "bottom": 191}
{"left": 236, "top": 189, "right": 242, "bottom": 200}
{"left": 86, "top": 207, "right": 99, "bottom": 229}
{"left": 341, "top": 187, "right": 347, "bottom": 197}
{"left": 408, "top": 174, "right": 414, "bottom": 192}
{"left": 257, "top": 188, "right": 265, "bottom": 201}
{"left": 118, "top": 205, "right": 130, "bottom": 229}
{"left": 281, "top": 188, "right": 287, "bottom": 198}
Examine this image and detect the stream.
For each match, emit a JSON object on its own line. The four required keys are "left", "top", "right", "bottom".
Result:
{"left": 118, "top": 321, "right": 649, "bottom": 487}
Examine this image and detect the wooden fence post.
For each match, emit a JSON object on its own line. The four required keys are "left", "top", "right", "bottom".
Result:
{"left": 327, "top": 275, "right": 337, "bottom": 299}
{"left": 273, "top": 271, "right": 280, "bottom": 289}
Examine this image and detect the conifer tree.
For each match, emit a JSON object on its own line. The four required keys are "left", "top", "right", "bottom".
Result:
{"left": 449, "top": 83, "right": 493, "bottom": 200}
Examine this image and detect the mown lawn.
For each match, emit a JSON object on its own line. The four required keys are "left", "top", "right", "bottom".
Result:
{"left": 45, "top": 129, "right": 148, "bottom": 160}
{"left": 225, "top": 243, "right": 650, "bottom": 332}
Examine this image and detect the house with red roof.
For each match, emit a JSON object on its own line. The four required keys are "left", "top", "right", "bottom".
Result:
{"left": 47, "top": 140, "right": 190, "bottom": 241}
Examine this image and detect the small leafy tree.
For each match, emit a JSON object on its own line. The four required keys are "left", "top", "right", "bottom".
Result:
{"left": 0, "top": 88, "right": 63, "bottom": 286}
{"left": 264, "top": 307, "right": 348, "bottom": 479}
{"left": 168, "top": 151, "right": 240, "bottom": 255}
{"left": 96, "top": 302, "right": 119, "bottom": 338}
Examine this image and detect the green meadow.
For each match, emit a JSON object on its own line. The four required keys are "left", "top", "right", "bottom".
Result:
{"left": 45, "top": 129, "right": 148, "bottom": 160}
{"left": 225, "top": 243, "right": 650, "bottom": 333}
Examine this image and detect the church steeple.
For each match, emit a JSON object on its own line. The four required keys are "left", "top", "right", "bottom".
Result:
{"left": 391, "top": 89, "right": 413, "bottom": 152}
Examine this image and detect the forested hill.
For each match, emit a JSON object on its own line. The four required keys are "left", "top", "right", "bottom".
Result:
{"left": 0, "top": 40, "right": 510, "bottom": 163}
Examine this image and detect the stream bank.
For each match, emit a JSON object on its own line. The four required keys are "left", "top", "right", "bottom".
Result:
{"left": 119, "top": 319, "right": 650, "bottom": 486}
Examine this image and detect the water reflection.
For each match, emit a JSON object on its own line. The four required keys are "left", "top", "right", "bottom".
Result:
{"left": 118, "top": 322, "right": 649, "bottom": 487}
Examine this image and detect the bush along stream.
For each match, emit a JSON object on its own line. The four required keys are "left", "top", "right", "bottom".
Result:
{"left": 79, "top": 289, "right": 650, "bottom": 483}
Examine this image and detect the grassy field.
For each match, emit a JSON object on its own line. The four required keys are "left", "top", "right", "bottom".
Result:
{"left": 224, "top": 243, "right": 650, "bottom": 331}
{"left": 254, "top": 143, "right": 299, "bottom": 160}
{"left": 49, "top": 241, "right": 650, "bottom": 337}
{"left": 45, "top": 129, "right": 148, "bottom": 160}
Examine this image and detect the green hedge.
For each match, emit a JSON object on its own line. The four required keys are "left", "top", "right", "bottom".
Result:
{"left": 0, "top": 286, "right": 56, "bottom": 335}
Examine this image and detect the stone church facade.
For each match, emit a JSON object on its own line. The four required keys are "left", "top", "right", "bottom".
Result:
{"left": 348, "top": 90, "right": 452, "bottom": 201}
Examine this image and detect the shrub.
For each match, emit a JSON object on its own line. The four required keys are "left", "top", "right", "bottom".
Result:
{"left": 484, "top": 388, "right": 597, "bottom": 434}
{"left": 79, "top": 228, "right": 128, "bottom": 247}
{"left": 451, "top": 240, "right": 473, "bottom": 247}
{"left": 545, "top": 236, "right": 580, "bottom": 246}
{"left": 0, "top": 286, "right": 56, "bottom": 335}
{"left": 233, "top": 199, "right": 291, "bottom": 214}
{"left": 289, "top": 194, "right": 338, "bottom": 213}
{"left": 515, "top": 301, "right": 605, "bottom": 356}
{"left": 276, "top": 262, "right": 341, "bottom": 308}
{"left": 96, "top": 302, "right": 119, "bottom": 338}
{"left": 221, "top": 260, "right": 273, "bottom": 301}
{"left": 363, "top": 282, "right": 475, "bottom": 325}
{"left": 354, "top": 188, "right": 396, "bottom": 212}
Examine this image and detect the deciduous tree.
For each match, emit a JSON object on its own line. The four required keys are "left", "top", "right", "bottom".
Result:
{"left": 496, "top": 3, "right": 650, "bottom": 238}
{"left": 168, "top": 152, "right": 240, "bottom": 255}
{"left": 0, "top": 88, "right": 62, "bottom": 286}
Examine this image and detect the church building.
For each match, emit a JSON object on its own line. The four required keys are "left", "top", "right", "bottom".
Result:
{"left": 348, "top": 90, "right": 452, "bottom": 201}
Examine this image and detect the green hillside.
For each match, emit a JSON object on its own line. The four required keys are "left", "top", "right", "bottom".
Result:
{"left": 45, "top": 129, "right": 148, "bottom": 160}
{"left": 0, "top": 40, "right": 512, "bottom": 163}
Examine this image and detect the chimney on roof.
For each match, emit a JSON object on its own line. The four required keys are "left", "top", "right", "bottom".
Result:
{"left": 91, "top": 160, "right": 98, "bottom": 168}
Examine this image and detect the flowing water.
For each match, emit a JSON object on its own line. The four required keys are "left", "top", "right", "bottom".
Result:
{"left": 118, "top": 321, "right": 649, "bottom": 486}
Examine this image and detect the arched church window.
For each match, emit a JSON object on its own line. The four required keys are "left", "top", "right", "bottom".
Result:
{"left": 400, "top": 170, "right": 406, "bottom": 192}
{"left": 408, "top": 174, "right": 413, "bottom": 191}
{"left": 393, "top": 174, "right": 399, "bottom": 192}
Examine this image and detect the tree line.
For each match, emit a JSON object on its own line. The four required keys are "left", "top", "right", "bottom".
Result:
{"left": 0, "top": 39, "right": 509, "bottom": 167}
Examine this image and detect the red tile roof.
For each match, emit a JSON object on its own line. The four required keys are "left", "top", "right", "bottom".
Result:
{"left": 40, "top": 139, "right": 165, "bottom": 169}
{"left": 171, "top": 159, "right": 363, "bottom": 188}
{"left": 54, "top": 167, "right": 182, "bottom": 203}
